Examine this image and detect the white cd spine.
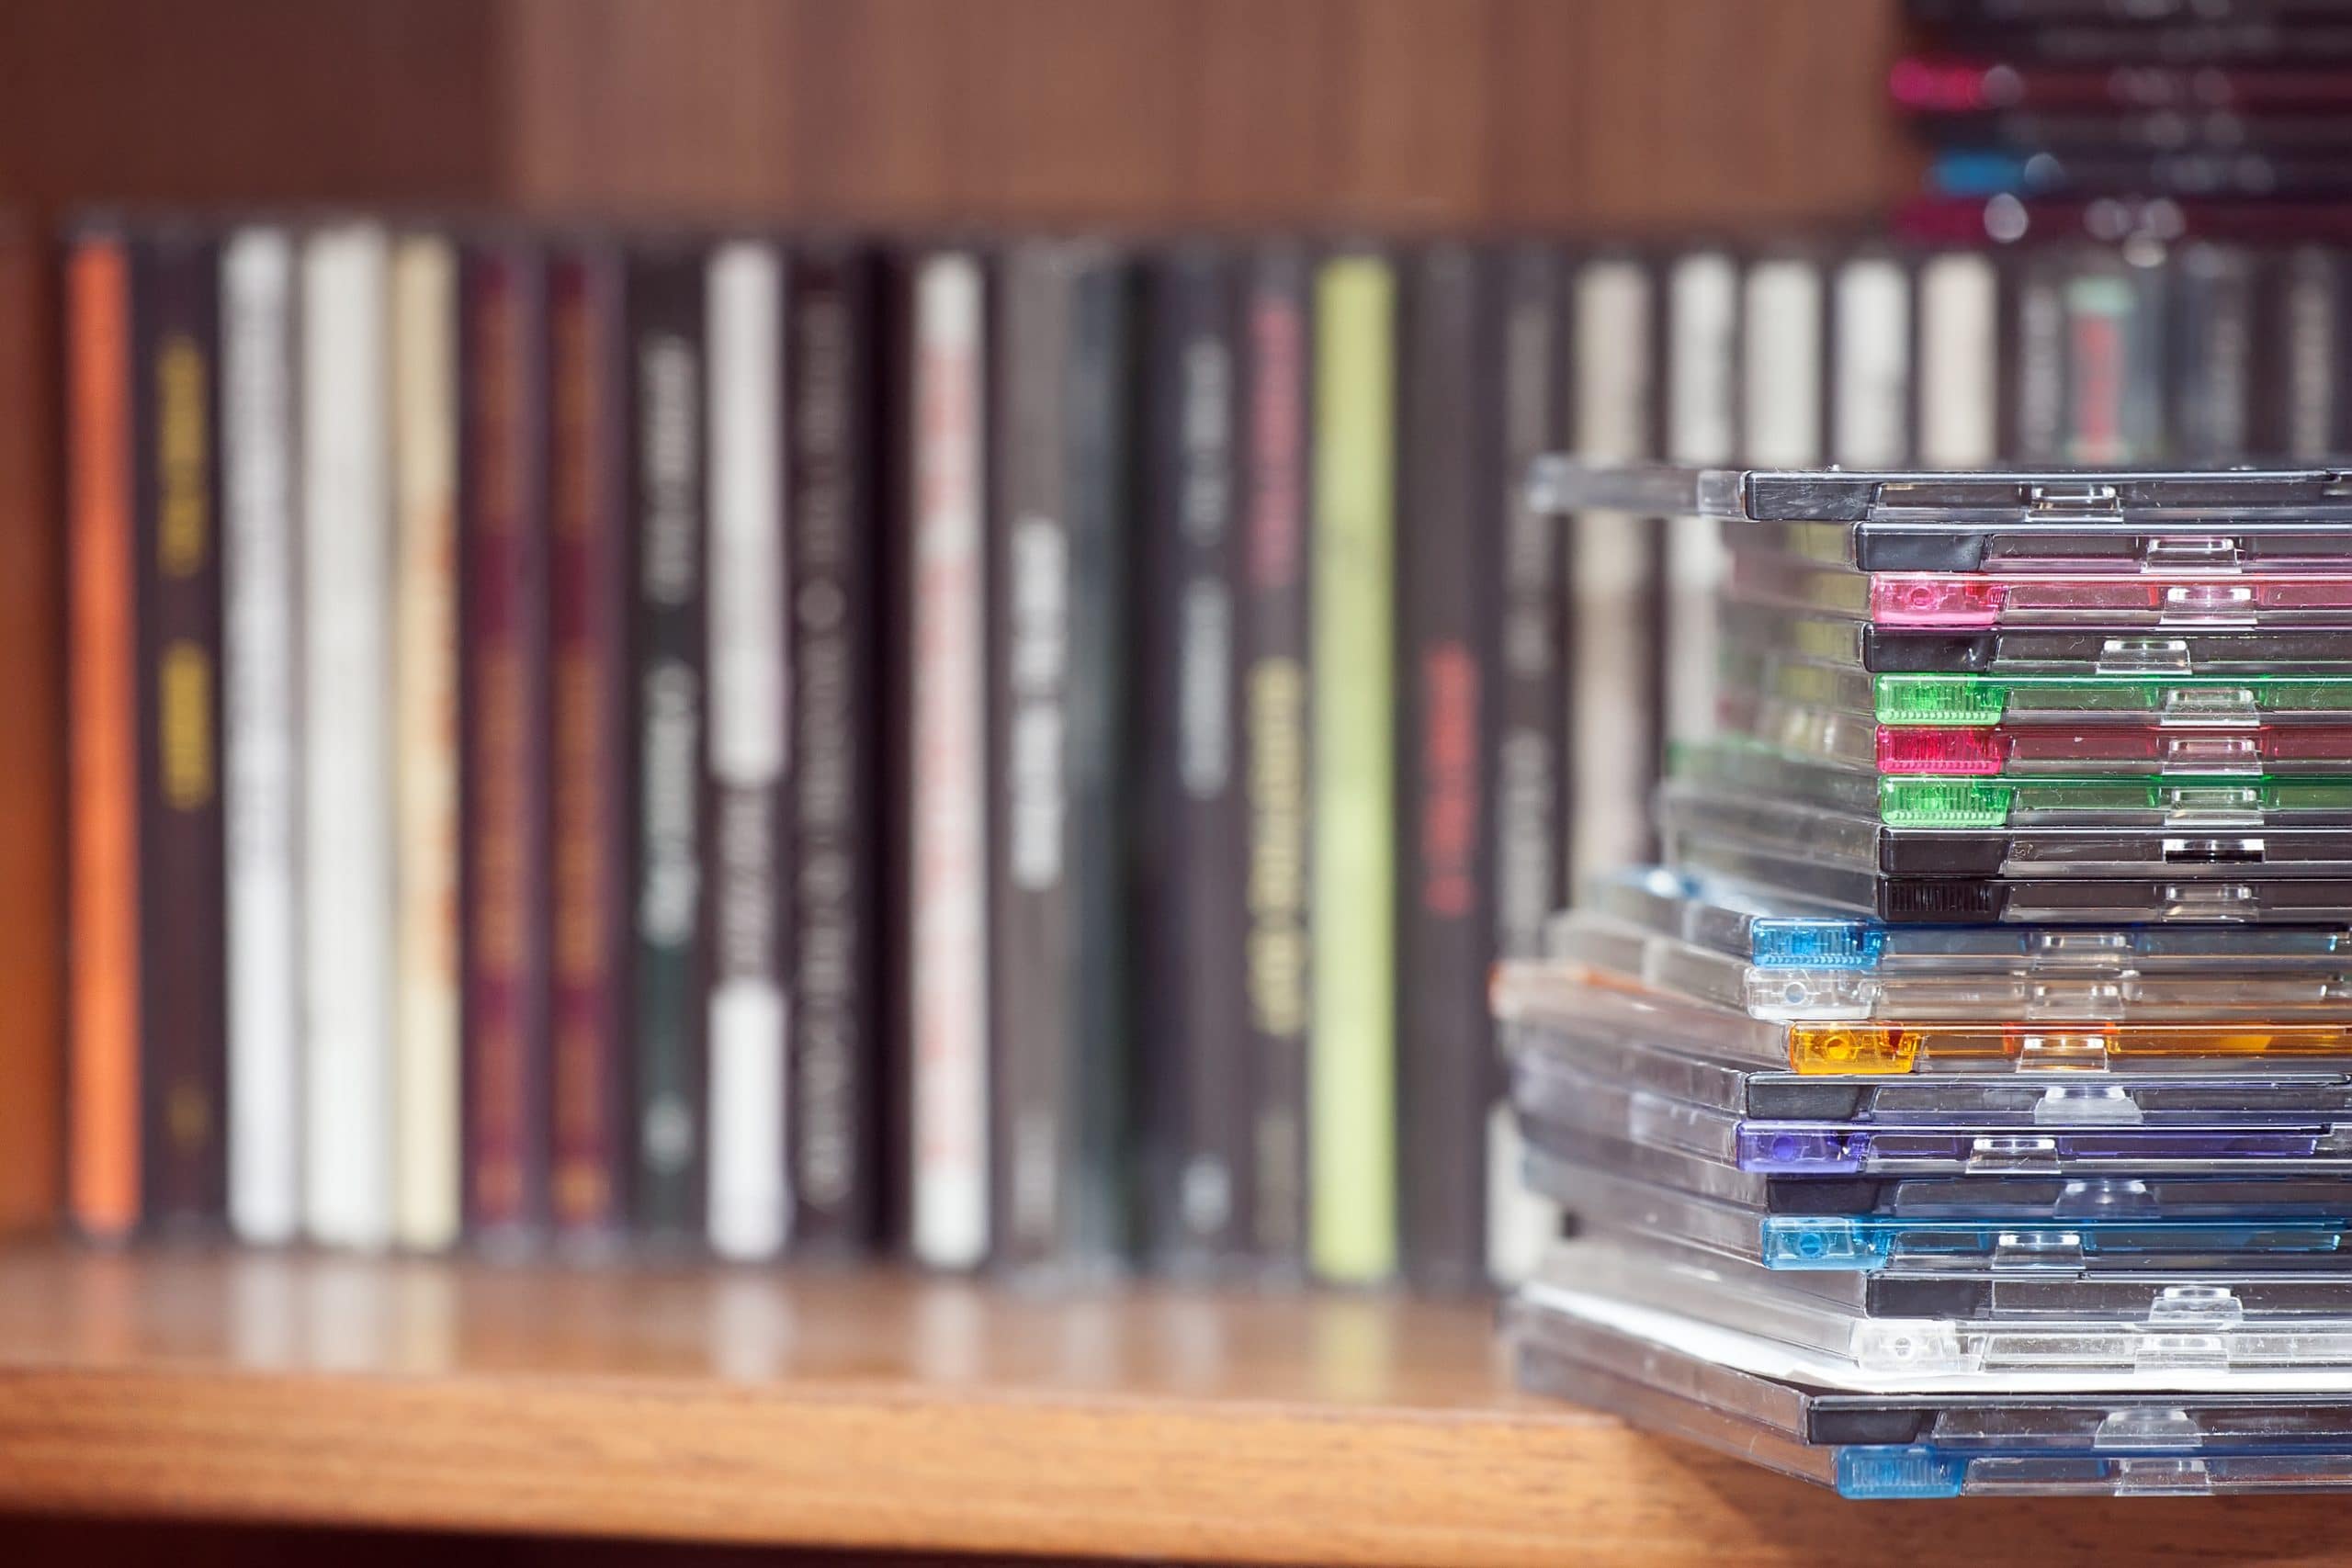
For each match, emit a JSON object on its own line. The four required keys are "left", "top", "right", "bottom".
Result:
{"left": 1832, "top": 254, "right": 1913, "bottom": 468}
{"left": 705, "top": 239, "right": 791, "bottom": 1262}
{"left": 1567, "top": 257, "right": 1654, "bottom": 888}
{"left": 221, "top": 226, "right": 300, "bottom": 1247}
{"left": 1742, "top": 258, "right": 1824, "bottom": 468}
{"left": 300, "top": 224, "right": 395, "bottom": 1249}
{"left": 1917, "top": 252, "right": 1999, "bottom": 469}
{"left": 1664, "top": 251, "right": 1736, "bottom": 754}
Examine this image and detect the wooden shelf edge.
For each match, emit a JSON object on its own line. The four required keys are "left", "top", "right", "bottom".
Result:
{"left": 0, "top": 1363, "right": 1610, "bottom": 1564}
{"left": 0, "top": 1249, "right": 2345, "bottom": 1566}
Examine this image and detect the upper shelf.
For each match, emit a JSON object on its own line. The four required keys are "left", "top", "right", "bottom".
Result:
{"left": 0, "top": 0, "right": 1905, "bottom": 230}
{"left": 0, "top": 1247, "right": 2343, "bottom": 1565}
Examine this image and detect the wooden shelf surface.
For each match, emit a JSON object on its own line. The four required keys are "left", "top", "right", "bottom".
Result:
{"left": 0, "top": 1248, "right": 2346, "bottom": 1565}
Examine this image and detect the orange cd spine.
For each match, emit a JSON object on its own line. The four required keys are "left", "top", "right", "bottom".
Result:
{"left": 67, "top": 236, "right": 139, "bottom": 1239}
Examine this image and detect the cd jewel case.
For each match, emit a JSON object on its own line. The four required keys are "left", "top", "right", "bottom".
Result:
{"left": 1588, "top": 864, "right": 2352, "bottom": 972}
{"left": 1526, "top": 460, "right": 2352, "bottom": 570}
{"left": 1728, "top": 547, "right": 2352, "bottom": 627}
{"left": 1729, "top": 645, "right": 2352, "bottom": 728}
{"left": 1666, "top": 823, "right": 2352, "bottom": 923}
{"left": 1725, "top": 598, "right": 2352, "bottom": 675}
{"left": 1512, "top": 1048, "right": 2352, "bottom": 1177}
{"left": 1526, "top": 1116, "right": 2352, "bottom": 1224}
{"left": 1547, "top": 908, "right": 2352, "bottom": 1018}
{"left": 1533, "top": 1239, "right": 2352, "bottom": 1376}
{"left": 1519, "top": 460, "right": 2352, "bottom": 1496}
{"left": 1736, "top": 691, "right": 2352, "bottom": 778}
{"left": 1675, "top": 736, "right": 2352, "bottom": 829}
{"left": 1503, "top": 1006, "right": 2352, "bottom": 1122}
{"left": 1494, "top": 956, "right": 2352, "bottom": 1073}
{"left": 1532, "top": 1155, "right": 2352, "bottom": 1273}
{"left": 1773, "top": 1260, "right": 2352, "bottom": 1328}
{"left": 1660, "top": 777, "right": 2352, "bottom": 880}
{"left": 1510, "top": 1286, "right": 2352, "bottom": 1497}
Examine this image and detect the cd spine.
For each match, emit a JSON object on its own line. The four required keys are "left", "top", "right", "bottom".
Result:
{"left": 137, "top": 231, "right": 227, "bottom": 1235}
{"left": 1066, "top": 254, "right": 1133, "bottom": 1269}
{"left": 68, "top": 232, "right": 140, "bottom": 1242}
{"left": 2265, "top": 247, "right": 2340, "bottom": 461}
{"left": 905, "top": 253, "right": 990, "bottom": 1270}
{"left": 390, "top": 232, "right": 462, "bottom": 1252}
{"left": 1569, "top": 256, "right": 1659, "bottom": 890}
{"left": 1136, "top": 250, "right": 1247, "bottom": 1272}
{"left": 459, "top": 243, "right": 553, "bottom": 1239}
{"left": 2063, "top": 253, "right": 2162, "bottom": 464}
{"left": 704, "top": 238, "right": 789, "bottom": 1262}
{"left": 2003, "top": 249, "right": 2066, "bottom": 465}
{"left": 989, "top": 249, "right": 1071, "bottom": 1270}
{"left": 1487, "top": 244, "right": 1566, "bottom": 1286}
{"left": 2168, "top": 244, "right": 2256, "bottom": 463}
{"left": 300, "top": 224, "right": 394, "bottom": 1248}
{"left": 625, "top": 245, "right": 710, "bottom": 1241}
{"left": 1739, "top": 256, "right": 1823, "bottom": 468}
{"left": 989, "top": 244, "right": 1133, "bottom": 1272}
{"left": 1310, "top": 252, "right": 1397, "bottom": 1285}
{"left": 221, "top": 227, "right": 300, "bottom": 1246}
{"left": 787, "top": 250, "right": 882, "bottom": 1256}
{"left": 548, "top": 245, "right": 630, "bottom": 1239}
{"left": 1664, "top": 249, "right": 1736, "bottom": 752}
{"left": 1829, "top": 253, "right": 1913, "bottom": 467}
{"left": 1397, "top": 243, "right": 1495, "bottom": 1295}
{"left": 1238, "top": 248, "right": 1312, "bottom": 1275}
{"left": 1914, "top": 251, "right": 1999, "bottom": 469}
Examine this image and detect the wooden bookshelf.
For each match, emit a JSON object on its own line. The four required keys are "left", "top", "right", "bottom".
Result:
{"left": 0, "top": 6, "right": 1956, "bottom": 1562}
{"left": 0, "top": 1247, "right": 2337, "bottom": 1565}
{"left": 0, "top": 0, "right": 1917, "bottom": 1235}
{"left": 0, "top": 0, "right": 1908, "bottom": 230}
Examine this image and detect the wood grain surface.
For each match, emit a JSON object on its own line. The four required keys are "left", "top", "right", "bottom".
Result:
{"left": 0, "top": 1248, "right": 2344, "bottom": 1566}
{"left": 498, "top": 0, "right": 1908, "bottom": 231}
{"left": 0, "top": 224, "right": 62, "bottom": 1235}
{"left": 0, "top": 0, "right": 1905, "bottom": 230}
{"left": 0, "top": 0, "right": 501, "bottom": 209}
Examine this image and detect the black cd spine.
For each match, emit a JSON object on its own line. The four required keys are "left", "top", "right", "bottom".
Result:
{"left": 624, "top": 243, "right": 710, "bottom": 1241}
{"left": 991, "top": 245, "right": 1138, "bottom": 1272}
{"left": 137, "top": 226, "right": 229, "bottom": 1234}
{"left": 1237, "top": 245, "right": 1314, "bottom": 1276}
{"left": 1397, "top": 243, "right": 1498, "bottom": 1295}
{"left": 1135, "top": 248, "right": 1248, "bottom": 1273}
{"left": 786, "top": 247, "right": 884, "bottom": 1256}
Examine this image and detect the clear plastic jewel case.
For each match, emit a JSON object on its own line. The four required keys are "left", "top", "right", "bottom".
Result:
{"left": 1530, "top": 1238, "right": 2352, "bottom": 1377}
{"left": 1510, "top": 1282, "right": 2352, "bottom": 1497}
{"left": 1724, "top": 596, "right": 2352, "bottom": 676}
{"left": 1526, "top": 460, "right": 2352, "bottom": 572}
{"left": 1493, "top": 956, "right": 2352, "bottom": 1074}
{"left": 1532, "top": 1155, "right": 2352, "bottom": 1274}
{"left": 1674, "top": 734, "right": 2352, "bottom": 829}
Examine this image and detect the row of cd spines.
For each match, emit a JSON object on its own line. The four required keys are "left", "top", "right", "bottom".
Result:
{"left": 66, "top": 219, "right": 1588, "bottom": 1288}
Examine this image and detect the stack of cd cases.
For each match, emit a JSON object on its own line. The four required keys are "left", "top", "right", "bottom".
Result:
{"left": 1509, "top": 462, "right": 2352, "bottom": 1499}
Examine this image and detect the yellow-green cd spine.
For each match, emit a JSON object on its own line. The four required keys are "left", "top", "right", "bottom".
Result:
{"left": 1309, "top": 254, "right": 1396, "bottom": 1284}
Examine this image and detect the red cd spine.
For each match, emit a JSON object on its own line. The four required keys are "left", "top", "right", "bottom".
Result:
{"left": 460, "top": 244, "right": 553, "bottom": 1235}
{"left": 548, "top": 247, "right": 629, "bottom": 1235}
